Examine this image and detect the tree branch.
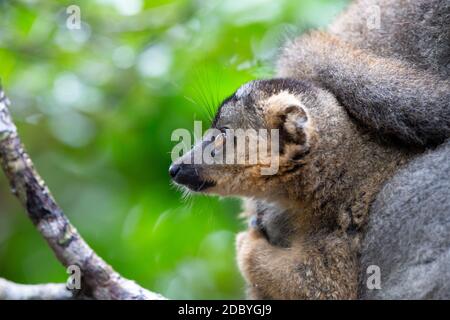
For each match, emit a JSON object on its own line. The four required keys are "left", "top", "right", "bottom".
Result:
{"left": 0, "top": 87, "right": 166, "bottom": 300}
{"left": 0, "top": 278, "right": 75, "bottom": 300}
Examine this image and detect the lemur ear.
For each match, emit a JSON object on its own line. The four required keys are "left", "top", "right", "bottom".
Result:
{"left": 266, "top": 98, "right": 312, "bottom": 160}
{"left": 281, "top": 104, "right": 309, "bottom": 145}
{"left": 267, "top": 102, "right": 310, "bottom": 145}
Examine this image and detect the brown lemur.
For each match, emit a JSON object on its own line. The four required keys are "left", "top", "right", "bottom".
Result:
{"left": 169, "top": 0, "right": 449, "bottom": 299}
{"left": 170, "top": 78, "right": 417, "bottom": 299}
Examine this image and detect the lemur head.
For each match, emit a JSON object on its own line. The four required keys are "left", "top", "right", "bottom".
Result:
{"left": 169, "top": 78, "right": 323, "bottom": 201}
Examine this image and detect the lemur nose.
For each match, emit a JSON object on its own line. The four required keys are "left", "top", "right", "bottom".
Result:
{"left": 169, "top": 164, "right": 181, "bottom": 178}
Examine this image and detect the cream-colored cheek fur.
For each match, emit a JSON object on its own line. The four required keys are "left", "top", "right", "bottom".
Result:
{"left": 207, "top": 165, "right": 274, "bottom": 197}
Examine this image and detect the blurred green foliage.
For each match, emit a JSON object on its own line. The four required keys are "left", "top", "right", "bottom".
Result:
{"left": 0, "top": 0, "right": 348, "bottom": 299}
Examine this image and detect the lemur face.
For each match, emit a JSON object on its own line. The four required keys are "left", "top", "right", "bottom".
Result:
{"left": 169, "top": 79, "right": 316, "bottom": 199}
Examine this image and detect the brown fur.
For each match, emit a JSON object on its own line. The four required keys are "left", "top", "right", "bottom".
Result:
{"left": 236, "top": 228, "right": 358, "bottom": 299}
{"left": 171, "top": 78, "right": 417, "bottom": 299}
{"left": 231, "top": 84, "right": 416, "bottom": 299}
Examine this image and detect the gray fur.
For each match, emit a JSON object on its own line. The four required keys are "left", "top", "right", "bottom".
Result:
{"left": 330, "top": 0, "right": 450, "bottom": 77}
{"left": 359, "top": 140, "right": 450, "bottom": 299}
{"left": 277, "top": 0, "right": 450, "bottom": 146}
{"left": 329, "top": 0, "right": 450, "bottom": 299}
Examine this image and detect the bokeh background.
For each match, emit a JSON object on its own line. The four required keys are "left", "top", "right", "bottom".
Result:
{"left": 0, "top": 0, "right": 349, "bottom": 299}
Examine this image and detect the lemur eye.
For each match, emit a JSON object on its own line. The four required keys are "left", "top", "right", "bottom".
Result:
{"left": 220, "top": 127, "right": 229, "bottom": 134}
